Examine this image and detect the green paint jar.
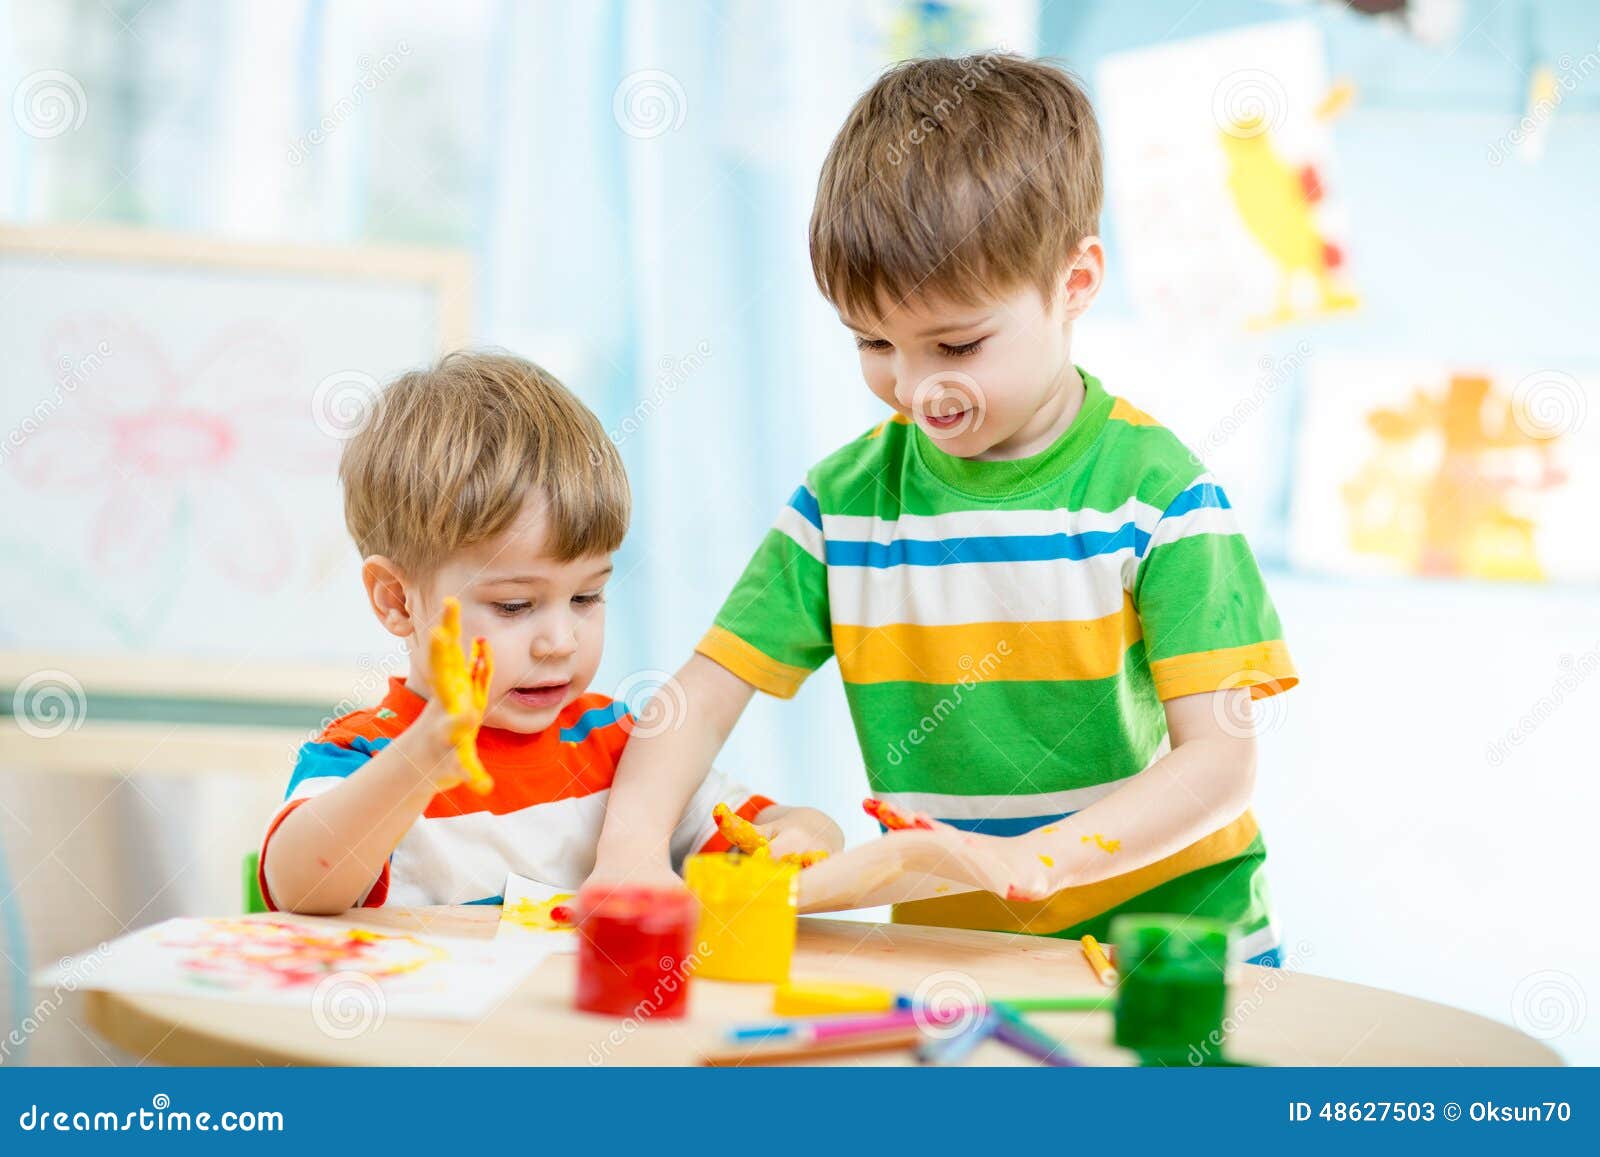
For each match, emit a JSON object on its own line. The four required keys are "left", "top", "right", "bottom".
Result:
{"left": 1111, "top": 914, "right": 1231, "bottom": 1065}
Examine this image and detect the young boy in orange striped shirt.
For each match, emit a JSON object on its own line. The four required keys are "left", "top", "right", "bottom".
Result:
{"left": 259, "top": 352, "right": 841, "bottom": 913}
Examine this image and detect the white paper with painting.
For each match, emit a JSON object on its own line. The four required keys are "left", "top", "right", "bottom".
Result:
{"left": 1097, "top": 20, "right": 1358, "bottom": 334}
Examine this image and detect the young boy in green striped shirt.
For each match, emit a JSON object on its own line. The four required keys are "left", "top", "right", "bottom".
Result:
{"left": 590, "top": 54, "right": 1298, "bottom": 964}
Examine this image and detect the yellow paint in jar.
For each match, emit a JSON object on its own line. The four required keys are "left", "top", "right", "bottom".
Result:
{"left": 684, "top": 851, "right": 799, "bottom": 983}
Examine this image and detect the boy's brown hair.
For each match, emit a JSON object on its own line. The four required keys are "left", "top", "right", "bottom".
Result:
{"left": 810, "top": 53, "right": 1102, "bottom": 322}
{"left": 340, "top": 351, "right": 629, "bottom": 577}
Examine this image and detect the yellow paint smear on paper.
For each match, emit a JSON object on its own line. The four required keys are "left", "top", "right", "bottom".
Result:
{"left": 501, "top": 894, "right": 575, "bottom": 933}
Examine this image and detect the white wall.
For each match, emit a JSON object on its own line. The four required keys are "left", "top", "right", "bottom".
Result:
{"left": 1257, "top": 574, "right": 1600, "bottom": 1063}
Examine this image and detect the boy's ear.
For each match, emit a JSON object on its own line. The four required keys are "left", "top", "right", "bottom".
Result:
{"left": 362, "top": 555, "right": 417, "bottom": 639}
{"left": 1059, "top": 236, "right": 1105, "bottom": 320}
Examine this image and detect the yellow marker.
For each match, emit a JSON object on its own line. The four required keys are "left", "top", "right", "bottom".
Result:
{"left": 773, "top": 980, "right": 897, "bottom": 1016}
{"left": 1081, "top": 935, "right": 1118, "bottom": 987}
{"left": 1038, "top": 854, "right": 1055, "bottom": 868}
{"left": 685, "top": 852, "right": 798, "bottom": 983}
{"left": 428, "top": 596, "right": 494, "bottom": 795}
{"left": 1081, "top": 833, "right": 1120, "bottom": 855}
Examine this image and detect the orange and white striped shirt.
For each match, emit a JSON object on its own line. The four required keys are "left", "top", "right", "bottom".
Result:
{"left": 258, "top": 677, "right": 772, "bottom": 909}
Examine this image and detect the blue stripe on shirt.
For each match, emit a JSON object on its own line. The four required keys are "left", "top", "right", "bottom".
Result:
{"left": 788, "top": 485, "right": 823, "bottom": 531}
{"left": 934, "top": 812, "right": 1075, "bottom": 837}
{"left": 813, "top": 482, "right": 1231, "bottom": 571}
{"left": 827, "top": 525, "right": 1149, "bottom": 569}
{"left": 1162, "top": 481, "right": 1231, "bottom": 520}
{"left": 560, "top": 701, "right": 630, "bottom": 744}
{"left": 285, "top": 735, "right": 390, "bottom": 798}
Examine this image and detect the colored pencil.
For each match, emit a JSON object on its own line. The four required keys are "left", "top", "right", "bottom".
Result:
{"left": 915, "top": 1010, "right": 998, "bottom": 1066}
{"left": 702, "top": 1027, "right": 923, "bottom": 1066}
{"left": 727, "top": 1007, "right": 923, "bottom": 1044}
{"left": 991, "top": 995, "right": 1112, "bottom": 1013}
{"left": 1081, "top": 934, "right": 1119, "bottom": 987}
{"left": 992, "top": 1005, "right": 1082, "bottom": 1067}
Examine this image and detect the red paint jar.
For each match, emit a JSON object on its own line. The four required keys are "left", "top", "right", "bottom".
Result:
{"left": 573, "top": 884, "right": 699, "bottom": 1019}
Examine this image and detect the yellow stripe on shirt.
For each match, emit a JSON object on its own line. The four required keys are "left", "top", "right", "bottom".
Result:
{"left": 697, "top": 626, "right": 812, "bottom": 699}
{"left": 1148, "top": 640, "right": 1299, "bottom": 701}
{"left": 833, "top": 594, "right": 1143, "bottom": 686}
{"left": 1109, "top": 397, "right": 1160, "bottom": 427}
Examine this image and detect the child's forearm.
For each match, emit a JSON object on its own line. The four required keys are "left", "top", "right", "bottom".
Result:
{"left": 262, "top": 727, "right": 448, "bottom": 915}
{"left": 885, "top": 732, "right": 1258, "bottom": 908}
{"left": 592, "top": 653, "right": 755, "bottom": 877}
{"left": 1020, "top": 734, "right": 1256, "bottom": 890}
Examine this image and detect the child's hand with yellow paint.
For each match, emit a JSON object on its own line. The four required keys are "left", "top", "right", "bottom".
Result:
{"left": 423, "top": 596, "right": 495, "bottom": 795}
{"left": 712, "top": 802, "right": 839, "bottom": 869}
{"left": 796, "top": 799, "right": 1059, "bottom": 914}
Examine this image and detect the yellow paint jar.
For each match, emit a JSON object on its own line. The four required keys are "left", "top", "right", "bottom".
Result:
{"left": 684, "top": 852, "right": 798, "bottom": 983}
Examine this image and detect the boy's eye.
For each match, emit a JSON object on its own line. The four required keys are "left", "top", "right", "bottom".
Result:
{"left": 939, "top": 338, "right": 985, "bottom": 357}
{"left": 572, "top": 592, "right": 605, "bottom": 607}
{"left": 493, "top": 601, "right": 532, "bottom": 616}
{"left": 854, "top": 336, "right": 892, "bottom": 352}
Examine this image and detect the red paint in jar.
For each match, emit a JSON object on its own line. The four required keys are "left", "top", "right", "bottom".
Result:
{"left": 572, "top": 884, "right": 698, "bottom": 1019}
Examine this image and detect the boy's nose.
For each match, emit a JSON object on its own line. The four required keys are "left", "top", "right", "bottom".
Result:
{"left": 530, "top": 618, "right": 580, "bottom": 660}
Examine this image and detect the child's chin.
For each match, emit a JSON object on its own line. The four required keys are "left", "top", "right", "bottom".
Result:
{"left": 487, "top": 702, "right": 564, "bottom": 733}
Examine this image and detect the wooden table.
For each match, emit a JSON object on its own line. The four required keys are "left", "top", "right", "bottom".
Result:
{"left": 86, "top": 906, "right": 1561, "bottom": 1066}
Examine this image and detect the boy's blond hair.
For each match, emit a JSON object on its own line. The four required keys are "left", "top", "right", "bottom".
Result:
{"left": 810, "top": 53, "right": 1102, "bottom": 322}
{"left": 340, "top": 351, "right": 629, "bottom": 577}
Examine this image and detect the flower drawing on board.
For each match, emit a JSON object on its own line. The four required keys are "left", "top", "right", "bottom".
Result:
{"left": 7, "top": 317, "right": 338, "bottom": 594}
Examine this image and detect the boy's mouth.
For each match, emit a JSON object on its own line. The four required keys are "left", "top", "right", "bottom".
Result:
{"left": 507, "top": 680, "right": 572, "bottom": 710}
{"left": 921, "top": 408, "right": 971, "bottom": 432}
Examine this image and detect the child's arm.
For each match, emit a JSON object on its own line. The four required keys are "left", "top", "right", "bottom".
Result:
{"left": 588, "top": 653, "right": 758, "bottom": 887}
{"left": 261, "top": 701, "right": 474, "bottom": 915}
{"left": 799, "top": 687, "right": 1256, "bottom": 911}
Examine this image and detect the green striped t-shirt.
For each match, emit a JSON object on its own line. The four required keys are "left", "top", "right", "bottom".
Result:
{"left": 698, "top": 369, "right": 1297, "bottom": 961}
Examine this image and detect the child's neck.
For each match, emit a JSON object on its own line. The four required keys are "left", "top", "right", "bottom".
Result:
{"left": 972, "top": 361, "right": 1086, "bottom": 462}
